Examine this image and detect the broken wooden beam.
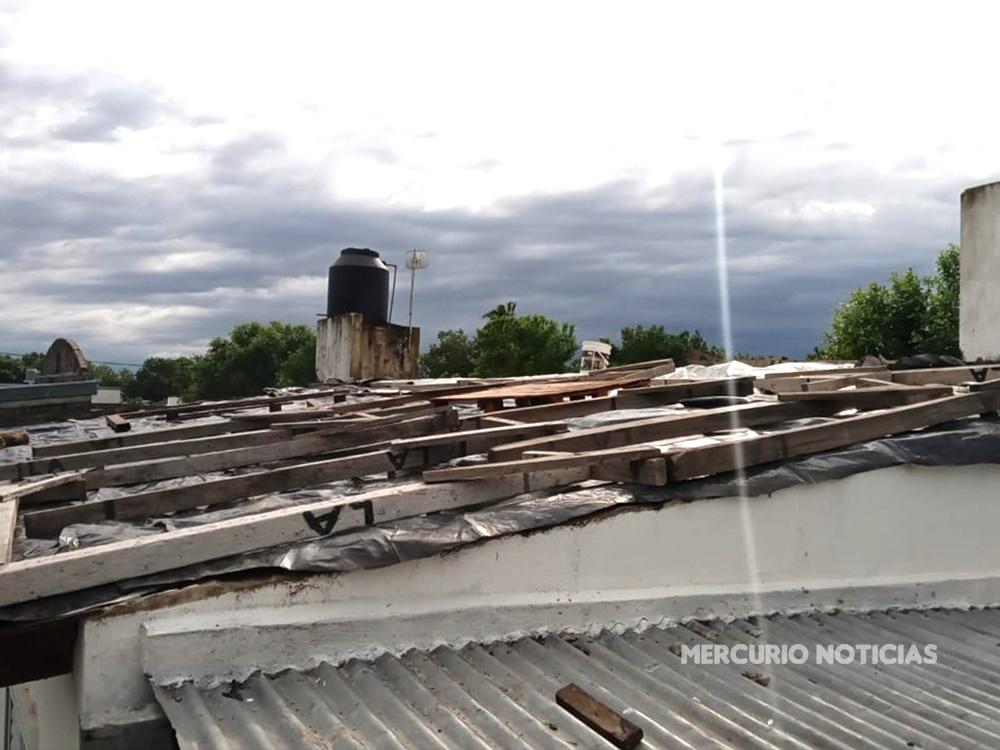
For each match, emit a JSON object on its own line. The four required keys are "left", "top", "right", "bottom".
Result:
{"left": 665, "top": 391, "right": 1000, "bottom": 481}
{"left": 105, "top": 414, "right": 131, "bottom": 433}
{"left": 1, "top": 468, "right": 591, "bottom": 607}
{"left": 423, "top": 446, "right": 661, "bottom": 483}
{"left": 488, "top": 400, "right": 837, "bottom": 462}
{"left": 619, "top": 376, "right": 754, "bottom": 400}
{"left": 556, "top": 683, "right": 644, "bottom": 750}
{"left": 0, "top": 430, "right": 29, "bottom": 448}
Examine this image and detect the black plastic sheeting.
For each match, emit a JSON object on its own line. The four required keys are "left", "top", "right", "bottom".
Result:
{"left": 3, "top": 416, "right": 1000, "bottom": 621}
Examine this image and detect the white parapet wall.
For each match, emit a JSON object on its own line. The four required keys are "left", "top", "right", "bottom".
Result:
{"left": 68, "top": 463, "right": 1000, "bottom": 743}
{"left": 961, "top": 181, "right": 1000, "bottom": 360}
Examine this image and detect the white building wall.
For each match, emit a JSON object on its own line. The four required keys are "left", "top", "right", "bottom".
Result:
{"left": 961, "top": 180, "right": 1000, "bottom": 360}
{"left": 70, "top": 463, "right": 1000, "bottom": 737}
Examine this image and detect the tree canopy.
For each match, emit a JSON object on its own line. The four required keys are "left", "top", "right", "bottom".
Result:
{"left": 418, "top": 329, "right": 477, "bottom": 378}
{"left": 610, "top": 325, "right": 721, "bottom": 366}
{"left": 816, "top": 245, "right": 960, "bottom": 360}
{"left": 190, "top": 321, "right": 317, "bottom": 399}
{"left": 419, "top": 302, "right": 578, "bottom": 378}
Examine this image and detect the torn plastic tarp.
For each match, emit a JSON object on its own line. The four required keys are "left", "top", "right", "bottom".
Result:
{"left": 3, "top": 416, "right": 1000, "bottom": 622}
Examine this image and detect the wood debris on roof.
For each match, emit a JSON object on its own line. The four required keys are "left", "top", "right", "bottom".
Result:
{"left": 0, "top": 359, "right": 998, "bottom": 686}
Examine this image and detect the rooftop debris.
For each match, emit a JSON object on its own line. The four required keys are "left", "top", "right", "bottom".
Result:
{"left": 0, "top": 359, "right": 998, "bottom": 620}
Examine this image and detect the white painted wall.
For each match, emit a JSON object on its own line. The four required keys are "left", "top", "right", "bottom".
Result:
{"left": 961, "top": 180, "right": 1000, "bottom": 360}
{"left": 8, "top": 676, "right": 78, "bottom": 750}
{"left": 315, "top": 315, "right": 352, "bottom": 382}
{"left": 77, "top": 464, "right": 1000, "bottom": 735}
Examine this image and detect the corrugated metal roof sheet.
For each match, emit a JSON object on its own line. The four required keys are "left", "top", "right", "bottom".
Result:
{"left": 153, "top": 607, "right": 1000, "bottom": 749}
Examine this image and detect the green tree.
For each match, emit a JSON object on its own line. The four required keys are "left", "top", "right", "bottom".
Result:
{"left": 0, "top": 355, "right": 23, "bottom": 383}
{"left": 192, "top": 321, "right": 316, "bottom": 399}
{"left": 612, "top": 325, "right": 721, "bottom": 366}
{"left": 923, "top": 244, "right": 961, "bottom": 356}
{"left": 817, "top": 245, "right": 960, "bottom": 359}
{"left": 473, "top": 301, "right": 578, "bottom": 376}
{"left": 89, "top": 364, "right": 137, "bottom": 390}
{"left": 420, "top": 329, "right": 477, "bottom": 378}
{"left": 130, "top": 356, "right": 199, "bottom": 402}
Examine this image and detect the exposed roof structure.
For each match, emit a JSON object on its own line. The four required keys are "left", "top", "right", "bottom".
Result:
{"left": 2, "top": 361, "right": 1000, "bottom": 623}
{"left": 153, "top": 606, "right": 1000, "bottom": 750}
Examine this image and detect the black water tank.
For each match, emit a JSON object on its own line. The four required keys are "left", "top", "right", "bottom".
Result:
{"left": 326, "top": 248, "right": 390, "bottom": 324}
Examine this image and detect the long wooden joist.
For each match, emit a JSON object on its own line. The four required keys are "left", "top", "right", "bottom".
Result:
{"left": 114, "top": 388, "right": 351, "bottom": 419}
{"left": 22, "top": 421, "right": 563, "bottom": 537}
{"left": 22, "top": 449, "right": 402, "bottom": 537}
{"left": 1, "top": 469, "right": 591, "bottom": 607}
{"left": 488, "top": 400, "right": 836, "bottom": 462}
{"left": 423, "top": 446, "right": 662, "bottom": 483}
{"left": 459, "top": 377, "right": 755, "bottom": 426}
{"left": 1, "top": 429, "right": 296, "bottom": 481}
{"left": 664, "top": 391, "right": 1000, "bottom": 481}
{"left": 31, "top": 419, "right": 258, "bottom": 459}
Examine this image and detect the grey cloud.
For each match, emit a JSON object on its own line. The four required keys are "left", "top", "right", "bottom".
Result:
{"left": 51, "top": 84, "right": 169, "bottom": 142}
{"left": 0, "top": 128, "right": 981, "bottom": 364}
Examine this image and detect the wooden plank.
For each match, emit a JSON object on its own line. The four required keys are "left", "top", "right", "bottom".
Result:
{"left": 776, "top": 386, "right": 952, "bottom": 409}
{"left": 31, "top": 420, "right": 256, "bottom": 458}
{"left": 1, "top": 472, "right": 90, "bottom": 504}
{"left": 588, "top": 360, "right": 675, "bottom": 381}
{"left": 891, "top": 366, "right": 1000, "bottom": 386}
{"left": 80, "top": 412, "right": 456, "bottom": 489}
{"left": 467, "top": 396, "right": 619, "bottom": 424}
{"left": 18, "top": 477, "right": 88, "bottom": 508}
{"left": 759, "top": 371, "right": 891, "bottom": 394}
{"left": 965, "top": 378, "right": 1000, "bottom": 392}
{"left": 665, "top": 391, "right": 1000, "bottom": 481}
{"left": 478, "top": 416, "right": 527, "bottom": 427}
{"left": 0, "top": 468, "right": 591, "bottom": 607}
{"left": 390, "top": 422, "right": 567, "bottom": 454}
{"left": 488, "top": 401, "right": 835, "bottom": 462}
{"left": 459, "top": 377, "right": 756, "bottom": 427}
{"left": 105, "top": 414, "right": 131, "bottom": 433}
{"left": 423, "top": 446, "right": 661, "bottom": 483}
{"left": 759, "top": 365, "right": 888, "bottom": 380}
{"left": 23, "top": 449, "right": 403, "bottom": 536}
{"left": 619, "top": 376, "right": 754, "bottom": 399}
{"left": 431, "top": 375, "right": 652, "bottom": 403}
{"left": 114, "top": 387, "right": 351, "bottom": 419}
{"left": 0, "top": 498, "right": 17, "bottom": 563}
{"left": 591, "top": 457, "right": 667, "bottom": 485}
{"left": 556, "top": 683, "right": 644, "bottom": 749}
{"left": 0, "top": 429, "right": 296, "bottom": 481}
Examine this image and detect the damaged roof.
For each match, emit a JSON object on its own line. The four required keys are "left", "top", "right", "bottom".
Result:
{"left": 2, "top": 361, "right": 1000, "bottom": 623}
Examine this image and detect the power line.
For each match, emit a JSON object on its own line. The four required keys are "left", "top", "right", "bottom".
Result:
{"left": 0, "top": 352, "right": 143, "bottom": 369}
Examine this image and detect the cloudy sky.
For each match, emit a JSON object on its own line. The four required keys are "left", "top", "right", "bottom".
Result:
{"left": 2, "top": 1, "right": 998, "bottom": 364}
